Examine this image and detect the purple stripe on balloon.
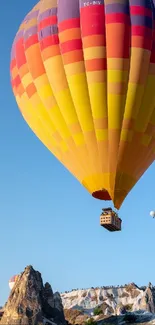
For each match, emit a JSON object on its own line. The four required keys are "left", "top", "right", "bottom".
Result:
{"left": 152, "top": 0, "right": 155, "bottom": 8}
{"left": 26, "top": 10, "right": 39, "bottom": 21}
{"left": 38, "top": 25, "right": 58, "bottom": 40}
{"left": 131, "top": 15, "right": 153, "bottom": 28}
{"left": 80, "top": 0, "right": 104, "bottom": 8}
{"left": 11, "top": 43, "right": 15, "bottom": 60}
{"left": 129, "top": 0, "right": 152, "bottom": 9}
{"left": 105, "top": 3, "right": 129, "bottom": 14}
{"left": 38, "top": 8, "right": 57, "bottom": 22}
{"left": 14, "top": 30, "right": 24, "bottom": 42}
{"left": 23, "top": 14, "right": 29, "bottom": 23}
{"left": 24, "top": 26, "right": 38, "bottom": 40}
{"left": 58, "top": 0, "right": 79, "bottom": 22}
{"left": 38, "top": 9, "right": 51, "bottom": 21}
{"left": 150, "top": 0, "right": 155, "bottom": 20}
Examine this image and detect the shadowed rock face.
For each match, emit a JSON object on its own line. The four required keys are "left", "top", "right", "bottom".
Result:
{"left": 0, "top": 265, "right": 66, "bottom": 325}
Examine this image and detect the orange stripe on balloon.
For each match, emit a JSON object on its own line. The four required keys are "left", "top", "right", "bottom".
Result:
{"left": 26, "top": 83, "right": 36, "bottom": 98}
{"left": 106, "top": 24, "right": 130, "bottom": 58}
{"left": 63, "top": 50, "right": 83, "bottom": 64}
{"left": 19, "top": 63, "right": 29, "bottom": 78}
{"left": 25, "top": 45, "right": 45, "bottom": 79}
{"left": 42, "top": 45, "right": 60, "bottom": 60}
{"left": 17, "top": 83, "right": 25, "bottom": 97}
{"left": 82, "top": 35, "right": 106, "bottom": 48}
{"left": 85, "top": 58, "right": 107, "bottom": 71}
{"left": 132, "top": 36, "right": 152, "bottom": 50}
{"left": 59, "top": 28, "right": 81, "bottom": 43}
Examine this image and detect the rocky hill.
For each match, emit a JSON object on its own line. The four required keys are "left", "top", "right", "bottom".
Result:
{"left": 1, "top": 266, "right": 155, "bottom": 325}
{"left": 0, "top": 265, "right": 66, "bottom": 325}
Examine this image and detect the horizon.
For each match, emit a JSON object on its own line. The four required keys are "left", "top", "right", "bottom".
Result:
{"left": 0, "top": 269, "right": 155, "bottom": 309}
{"left": 2, "top": 263, "right": 155, "bottom": 303}
{"left": 1, "top": 0, "right": 155, "bottom": 307}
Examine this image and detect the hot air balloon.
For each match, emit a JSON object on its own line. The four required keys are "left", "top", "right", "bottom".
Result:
{"left": 9, "top": 275, "right": 18, "bottom": 290}
{"left": 10, "top": 0, "right": 155, "bottom": 231}
{"left": 150, "top": 210, "right": 155, "bottom": 217}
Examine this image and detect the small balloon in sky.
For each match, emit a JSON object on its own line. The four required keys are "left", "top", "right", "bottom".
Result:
{"left": 150, "top": 211, "right": 155, "bottom": 218}
{"left": 9, "top": 275, "right": 18, "bottom": 290}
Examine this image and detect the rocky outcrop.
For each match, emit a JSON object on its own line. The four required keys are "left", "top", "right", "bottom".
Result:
{"left": 64, "top": 311, "right": 155, "bottom": 325}
{"left": 0, "top": 265, "right": 66, "bottom": 325}
{"left": 64, "top": 309, "right": 89, "bottom": 325}
{"left": 2, "top": 267, "right": 155, "bottom": 325}
{"left": 61, "top": 282, "right": 155, "bottom": 323}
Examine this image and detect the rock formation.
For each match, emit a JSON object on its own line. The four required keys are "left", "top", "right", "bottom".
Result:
{"left": 61, "top": 282, "right": 155, "bottom": 314}
{"left": 2, "top": 266, "right": 155, "bottom": 324}
{"left": 61, "top": 283, "right": 155, "bottom": 324}
{"left": 0, "top": 265, "right": 66, "bottom": 325}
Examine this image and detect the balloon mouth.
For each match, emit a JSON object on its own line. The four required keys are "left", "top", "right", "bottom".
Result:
{"left": 92, "top": 190, "right": 111, "bottom": 201}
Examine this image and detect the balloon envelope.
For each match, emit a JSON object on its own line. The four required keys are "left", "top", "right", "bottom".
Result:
{"left": 150, "top": 211, "right": 155, "bottom": 217}
{"left": 10, "top": 0, "right": 155, "bottom": 209}
{"left": 9, "top": 275, "right": 18, "bottom": 290}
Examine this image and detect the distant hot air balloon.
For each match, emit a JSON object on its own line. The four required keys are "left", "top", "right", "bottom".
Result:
{"left": 10, "top": 0, "right": 155, "bottom": 215}
{"left": 9, "top": 275, "right": 18, "bottom": 290}
{"left": 150, "top": 211, "right": 155, "bottom": 218}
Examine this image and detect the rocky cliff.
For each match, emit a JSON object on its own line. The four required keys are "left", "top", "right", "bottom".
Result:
{"left": 61, "top": 283, "right": 155, "bottom": 324}
{"left": 0, "top": 265, "right": 66, "bottom": 325}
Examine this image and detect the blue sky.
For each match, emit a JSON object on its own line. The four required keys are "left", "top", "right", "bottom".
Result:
{"left": 1, "top": 0, "right": 155, "bottom": 306}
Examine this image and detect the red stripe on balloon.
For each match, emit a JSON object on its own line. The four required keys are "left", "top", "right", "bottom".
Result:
{"left": 16, "top": 39, "right": 26, "bottom": 68}
{"left": 10, "top": 59, "right": 16, "bottom": 70}
{"left": 40, "top": 34, "right": 59, "bottom": 50}
{"left": 12, "top": 75, "right": 21, "bottom": 88}
{"left": 60, "top": 39, "right": 82, "bottom": 54}
{"left": 132, "top": 25, "right": 153, "bottom": 39}
{"left": 25, "top": 34, "right": 38, "bottom": 50}
{"left": 130, "top": 6, "right": 152, "bottom": 18}
{"left": 106, "top": 13, "right": 130, "bottom": 24}
{"left": 80, "top": 5, "right": 105, "bottom": 37}
{"left": 58, "top": 18, "right": 80, "bottom": 32}
{"left": 38, "top": 16, "right": 57, "bottom": 31}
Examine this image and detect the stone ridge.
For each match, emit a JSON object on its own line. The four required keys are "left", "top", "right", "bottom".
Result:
{"left": 0, "top": 265, "right": 66, "bottom": 325}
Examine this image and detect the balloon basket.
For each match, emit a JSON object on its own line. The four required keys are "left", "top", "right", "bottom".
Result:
{"left": 100, "top": 208, "right": 122, "bottom": 232}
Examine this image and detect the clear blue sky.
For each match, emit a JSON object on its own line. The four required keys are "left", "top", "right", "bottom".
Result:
{"left": 1, "top": 0, "right": 155, "bottom": 307}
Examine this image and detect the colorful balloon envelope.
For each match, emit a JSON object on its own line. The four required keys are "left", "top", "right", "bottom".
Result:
{"left": 10, "top": 0, "right": 155, "bottom": 209}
